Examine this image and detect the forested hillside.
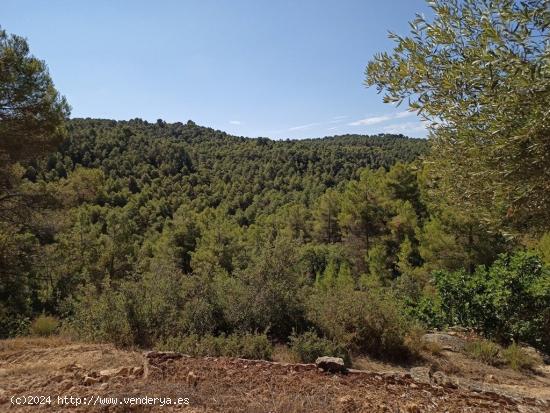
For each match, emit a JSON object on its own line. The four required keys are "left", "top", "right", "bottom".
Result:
{"left": 1, "top": 0, "right": 549, "bottom": 372}
{"left": 38, "top": 118, "right": 426, "bottom": 224}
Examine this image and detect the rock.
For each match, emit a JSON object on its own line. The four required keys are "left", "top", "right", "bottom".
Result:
{"left": 409, "top": 367, "right": 431, "bottom": 384}
{"left": 99, "top": 366, "right": 130, "bottom": 378}
{"left": 132, "top": 366, "right": 144, "bottom": 377}
{"left": 83, "top": 376, "right": 100, "bottom": 386}
{"left": 484, "top": 374, "right": 496, "bottom": 383}
{"left": 519, "top": 345, "right": 544, "bottom": 364}
{"left": 422, "top": 332, "right": 466, "bottom": 352}
{"left": 315, "top": 356, "right": 347, "bottom": 373}
{"left": 145, "top": 351, "right": 184, "bottom": 361}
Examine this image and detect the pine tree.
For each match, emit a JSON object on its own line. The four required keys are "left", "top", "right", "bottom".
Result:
{"left": 313, "top": 189, "right": 341, "bottom": 244}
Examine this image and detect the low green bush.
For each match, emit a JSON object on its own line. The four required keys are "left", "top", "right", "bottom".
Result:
{"left": 465, "top": 339, "right": 501, "bottom": 366}
{"left": 307, "top": 287, "right": 411, "bottom": 361}
{"left": 30, "top": 314, "right": 59, "bottom": 337}
{"left": 289, "top": 330, "right": 351, "bottom": 365}
{"left": 502, "top": 343, "right": 537, "bottom": 371}
{"left": 68, "top": 284, "right": 134, "bottom": 347}
{"left": 156, "top": 333, "right": 273, "bottom": 360}
{"left": 434, "top": 252, "right": 550, "bottom": 352}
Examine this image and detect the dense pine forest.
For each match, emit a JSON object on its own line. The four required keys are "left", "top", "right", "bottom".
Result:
{"left": 1, "top": 0, "right": 549, "bottom": 367}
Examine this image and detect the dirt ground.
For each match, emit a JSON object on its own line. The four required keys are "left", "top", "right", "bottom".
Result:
{"left": 1, "top": 337, "right": 549, "bottom": 412}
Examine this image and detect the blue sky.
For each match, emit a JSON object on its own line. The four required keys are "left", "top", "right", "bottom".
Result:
{"left": 2, "top": 0, "right": 431, "bottom": 139}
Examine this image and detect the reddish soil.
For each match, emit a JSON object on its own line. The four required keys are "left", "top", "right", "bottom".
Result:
{"left": 1, "top": 338, "right": 548, "bottom": 412}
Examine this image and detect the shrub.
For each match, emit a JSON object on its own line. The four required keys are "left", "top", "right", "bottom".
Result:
{"left": 307, "top": 287, "right": 411, "bottom": 360}
{"left": 501, "top": 343, "right": 537, "bottom": 371}
{"left": 156, "top": 333, "right": 273, "bottom": 360}
{"left": 434, "top": 252, "right": 550, "bottom": 352}
{"left": 213, "top": 235, "right": 307, "bottom": 341}
{"left": 465, "top": 339, "right": 501, "bottom": 366}
{"left": 30, "top": 314, "right": 59, "bottom": 337}
{"left": 67, "top": 267, "right": 218, "bottom": 348}
{"left": 289, "top": 330, "right": 351, "bottom": 366}
{"left": 68, "top": 284, "right": 134, "bottom": 347}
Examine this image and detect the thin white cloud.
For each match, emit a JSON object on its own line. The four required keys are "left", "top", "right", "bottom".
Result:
{"left": 349, "top": 110, "right": 413, "bottom": 126}
{"left": 229, "top": 120, "right": 241, "bottom": 125}
{"left": 288, "top": 122, "right": 322, "bottom": 131}
{"left": 381, "top": 121, "right": 426, "bottom": 134}
{"left": 349, "top": 115, "right": 392, "bottom": 126}
{"left": 332, "top": 115, "right": 348, "bottom": 120}
{"left": 288, "top": 116, "right": 347, "bottom": 132}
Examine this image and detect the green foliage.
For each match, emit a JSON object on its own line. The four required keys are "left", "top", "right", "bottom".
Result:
{"left": 366, "top": 0, "right": 550, "bottom": 232}
{"left": 536, "top": 232, "right": 550, "bottom": 265}
{"left": 69, "top": 281, "right": 134, "bottom": 348}
{"left": 401, "top": 290, "right": 446, "bottom": 330}
{"left": 465, "top": 339, "right": 501, "bottom": 366}
{"left": 156, "top": 333, "right": 273, "bottom": 360}
{"left": 312, "top": 189, "right": 341, "bottom": 243}
{"left": 307, "top": 286, "right": 411, "bottom": 360}
{"left": 434, "top": 252, "right": 550, "bottom": 351}
{"left": 5, "top": 21, "right": 550, "bottom": 368}
{"left": 465, "top": 339, "right": 539, "bottom": 371}
{"left": 0, "top": 26, "right": 70, "bottom": 163}
{"left": 289, "top": 330, "right": 351, "bottom": 365}
{"left": 339, "top": 168, "right": 388, "bottom": 260}
{"left": 30, "top": 314, "right": 59, "bottom": 337}
{"left": 213, "top": 234, "right": 306, "bottom": 339}
{"left": 0, "top": 224, "right": 38, "bottom": 338}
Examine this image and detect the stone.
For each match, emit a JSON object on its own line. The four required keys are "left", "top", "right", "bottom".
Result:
{"left": 145, "top": 351, "right": 184, "bottom": 361}
{"left": 519, "top": 345, "right": 544, "bottom": 364}
{"left": 422, "top": 332, "right": 466, "bottom": 352}
{"left": 315, "top": 356, "right": 347, "bottom": 373}
{"left": 83, "top": 376, "right": 100, "bottom": 386}
{"left": 409, "top": 367, "right": 431, "bottom": 384}
{"left": 484, "top": 374, "right": 496, "bottom": 383}
{"left": 99, "top": 366, "right": 130, "bottom": 378}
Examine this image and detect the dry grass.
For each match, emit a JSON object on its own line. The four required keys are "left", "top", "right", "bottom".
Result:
{"left": 501, "top": 343, "right": 538, "bottom": 371}
{"left": 0, "top": 335, "right": 74, "bottom": 351}
{"left": 465, "top": 339, "right": 502, "bottom": 366}
{"left": 271, "top": 344, "right": 299, "bottom": 363}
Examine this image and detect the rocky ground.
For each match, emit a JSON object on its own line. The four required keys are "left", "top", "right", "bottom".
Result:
{"left": 1, "top": 336, "right": 549, "bottom": 412}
